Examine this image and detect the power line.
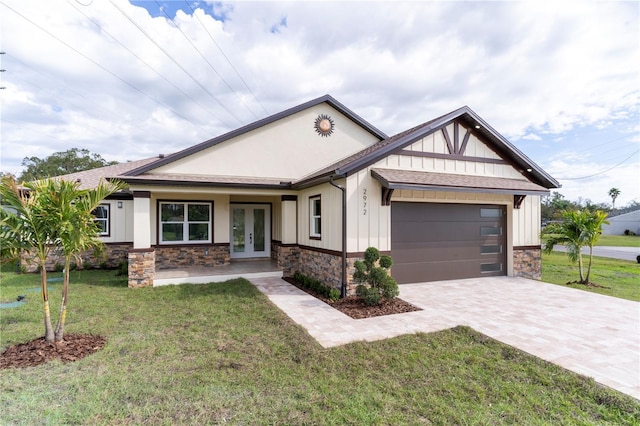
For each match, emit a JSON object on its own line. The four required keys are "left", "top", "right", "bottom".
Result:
{"left": 183, "top": 0, "right": 269, "bottom": 116}
{"left": 65, "top": 0, "right": 229, "bottom": 128}
{"left": 0, "top": 1, "right": 215, "bottom": 136}
{"left": 557, "top": 149, "right": 639, "bottom": 180}
{"left": 155, "top": 0, "right": 260, "bottom": 120}
{"left": 109, "top": 0, "right": 245, "bottom": 125}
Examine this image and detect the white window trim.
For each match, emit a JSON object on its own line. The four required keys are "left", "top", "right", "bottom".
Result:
{"left": 309, "top": 195, "right": 321, "bottom": 239}
{"left": 93, "top": 204, "right": 110, "bottom": 237}
{"left": 159, "top": 201, "right": 212, "bottom": 244}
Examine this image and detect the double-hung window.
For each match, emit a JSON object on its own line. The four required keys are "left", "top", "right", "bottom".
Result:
{"left": 309, "top": 195, "right": 321, "bottom": 239}
{"left": 160, "top": 202, "right": 212, "bottom": 244}
{"left": 92, "top": 204, "right": 110, "bottom": 236}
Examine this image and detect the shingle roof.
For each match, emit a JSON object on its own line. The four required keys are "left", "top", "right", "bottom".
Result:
{"left": 371, "top": 168, "right": 550, "bottom": 195}
{"left": 53, "top": 157, "right": 161, "bottom": 190}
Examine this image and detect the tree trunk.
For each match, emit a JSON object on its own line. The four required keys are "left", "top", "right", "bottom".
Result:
{"left": 41, "top": 267, "right": 55, "bottom": 342}
{"left": 577, "top": 252, "right": 585, "bottom": 283}
{"left": 54, "top": 259, "right": 70, "bottom": 342}
{"left": 583, "top": 246, "right": 594, "bottom": 284}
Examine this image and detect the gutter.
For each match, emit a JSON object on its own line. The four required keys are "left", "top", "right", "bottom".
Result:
{"left": 329, "top": 175, "right": 348, "bottom": 298}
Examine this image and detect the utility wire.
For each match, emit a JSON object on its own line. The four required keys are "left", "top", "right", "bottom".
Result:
{"left": 557, "top": 149, "right": 639, "bottom": 180}
{"left": 183, "top": 0, "right": 269, "bottom": 115}
{"left": 65, "top": 0, "right": 228, "bottom": 127}
{"left": 0, "top": 1, "right": 215, "bottom": 136}
{"left": 109, "top": 0, "right": 245, "bottom": 125}
{"left": 155, "top": 0, "right": 260, "bottom": 120}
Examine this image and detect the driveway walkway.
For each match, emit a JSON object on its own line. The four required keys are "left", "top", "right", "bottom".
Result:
{"left": 251, "top": 276, "right": 640, "bottom": 399}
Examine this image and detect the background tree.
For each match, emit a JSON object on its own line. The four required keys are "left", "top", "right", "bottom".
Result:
{"left": 542, "top": 209, "right": 609, "bottom": 284}
{"left": 608, "top": 188, "right": 621, "bottom": 210}
{"left": 19, "top": 148, "right": 118, "bottom": 182}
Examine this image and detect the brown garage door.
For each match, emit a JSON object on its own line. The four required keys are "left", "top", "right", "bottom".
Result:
{"left": 391, "top": 203, "right": 506, "bottom": 284}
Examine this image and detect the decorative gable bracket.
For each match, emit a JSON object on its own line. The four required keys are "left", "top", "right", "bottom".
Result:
{"left": 514, "top": 194, "right": 526, "bottom": 209}
{"left": 382, "top": 188, "right": 394, "bottom": 206}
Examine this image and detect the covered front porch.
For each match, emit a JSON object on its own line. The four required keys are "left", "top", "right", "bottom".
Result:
{"left": 154, "top": 258, "right": 282, "bottom": 286}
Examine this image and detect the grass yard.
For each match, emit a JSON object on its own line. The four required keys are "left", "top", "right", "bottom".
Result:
{"left": 1, "top": 269, "right": 639, "bottom": 425}
{"left": 593, "top": 235, "right": 640, "bottom": 247}
{"left": 542, "top": 251, "right": 640, "bottom": 302}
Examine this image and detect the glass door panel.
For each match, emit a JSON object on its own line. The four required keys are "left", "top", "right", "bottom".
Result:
{"left": 253, "top": 209, "right": 265, "bottom": 252}
{"left": 230, "top": 205, "right": 270, "bottom": 259}
{"left": 232, "top": 208, "right": 245, "bottom": 253}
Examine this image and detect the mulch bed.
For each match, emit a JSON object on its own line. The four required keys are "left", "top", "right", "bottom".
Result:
{"left": 282, "top": 277, "right": 421, "bottom": 319}
{"left": 0, "top": 333, "right": 106, "bottom": 370}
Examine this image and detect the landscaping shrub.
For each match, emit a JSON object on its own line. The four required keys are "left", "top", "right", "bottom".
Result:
{"left": 353, "top": 247, "right": 399, "bottom": 306}
{"left": 292, "top": 271, "right": 340, "bottom": 301}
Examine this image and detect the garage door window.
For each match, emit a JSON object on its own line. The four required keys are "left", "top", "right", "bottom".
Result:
{"left": 480, "top": 226, "right": 502, "bottom": 236}
{"left": 481, "top": 263, "right": 502, "bottom": 273}
{"left": 480, "top": 208, "right": 502, "bottom": 218}
{"left": 481, "top": 245, "right": 502, "bottom": 254}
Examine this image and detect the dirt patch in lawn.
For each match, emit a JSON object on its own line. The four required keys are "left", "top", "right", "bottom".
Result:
{"left": 282, "top": 277, "right": 421, "bottom": 319}
{"left": 1, "top": 334, "right": 106, "bottom": 369}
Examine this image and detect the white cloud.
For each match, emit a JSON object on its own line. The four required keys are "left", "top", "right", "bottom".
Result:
{"left": 0, "top": 0, "right": 638, "bottom": 206}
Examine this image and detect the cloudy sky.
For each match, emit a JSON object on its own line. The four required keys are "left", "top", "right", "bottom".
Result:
{"left": 1, "top": 0, "right": 638, "bottom": 206}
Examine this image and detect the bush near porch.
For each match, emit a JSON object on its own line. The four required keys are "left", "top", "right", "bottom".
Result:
{"left": 1, "top": 268, "right": 638, "bottom": 424}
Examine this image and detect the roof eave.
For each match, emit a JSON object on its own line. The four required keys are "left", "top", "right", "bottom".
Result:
{"left": 118, "top": 177, "right": 292, "bottom": 191}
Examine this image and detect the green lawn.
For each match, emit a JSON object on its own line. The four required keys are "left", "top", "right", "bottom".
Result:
{"left": 542, "top": 251, "right": 640, "bottom": 302}
{"left": 1, "top": 269, "right": 638, "bottom": 424}
{"left": 594, "top": 234, "right": 640, "bottom": 247}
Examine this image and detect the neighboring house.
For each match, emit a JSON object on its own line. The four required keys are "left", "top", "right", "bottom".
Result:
{"left": 37, "top": 95, "right": 559, "bottom": 293}
{"left": 602, "top": 208, "right": 640, "bottom": 235}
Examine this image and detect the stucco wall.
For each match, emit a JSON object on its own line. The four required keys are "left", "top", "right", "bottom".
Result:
{"left": 152, "top": 104, "right": 381, "bottom": 180}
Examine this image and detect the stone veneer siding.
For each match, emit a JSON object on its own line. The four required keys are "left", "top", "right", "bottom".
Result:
{"left": 154, "top": 244, "right": 230, "bottom": 270}
{"left": 128, "top": 249, "right": 155, "bottom": 288}
{"left": 513, "top": 246, "right": 542, "bottom": 280}
{"left": 274, "top": 243, "right": 300, "bottom": 277}
{"left": 291, "top": 246, "right": 361, "bottom": 295}
{"left": 21, "top": 242, "right": 133, "bottom": 273}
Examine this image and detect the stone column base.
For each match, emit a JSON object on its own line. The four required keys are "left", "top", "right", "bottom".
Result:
{"left": 513, "top": 246, "right": 542, "bottom": 280}
{"left": 128, "top": 248, "right": 155, "bottom": 288}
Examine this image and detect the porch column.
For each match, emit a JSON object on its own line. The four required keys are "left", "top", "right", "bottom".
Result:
{"left": 128, "top": 191, "right": 155, "bottom": 288}
{"left": 281, "top": 195, "right": 297, "bottom": 244}
{"left": 278, "top": 195, "right": 299, "bottom": 276}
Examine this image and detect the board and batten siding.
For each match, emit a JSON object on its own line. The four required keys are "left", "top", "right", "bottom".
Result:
{"left": 98, "top": 199, "right": 133, "bottom": 243}
{"left": 346, "top": 170, "right": 390, "bottom": 253}
{"left": 151, "top": 104, "right": 381, "bottom": 181}
{"left": 340, "top": 121, "right": 543, "bottom": 272}
{"left": 297, "top": 182, "right": 344, "bottom": 252}
{"left": 512, "top": 195, "right": 541, "bottom": 246}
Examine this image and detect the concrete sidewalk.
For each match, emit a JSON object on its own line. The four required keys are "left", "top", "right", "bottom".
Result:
{"left": 251, "top": 276, "right": 640, "bottom": 399}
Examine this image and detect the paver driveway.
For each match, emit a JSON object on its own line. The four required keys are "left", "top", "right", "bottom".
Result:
{"left": 251, "top": 276, "right": 640, "bottom": 399}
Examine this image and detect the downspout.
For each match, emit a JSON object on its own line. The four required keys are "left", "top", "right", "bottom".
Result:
{"left": 329, "top": 175, "right": 347, "bottom": 298}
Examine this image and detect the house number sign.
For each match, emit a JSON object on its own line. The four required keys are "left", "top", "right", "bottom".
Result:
{"left": 362, "top": 188, "right": 367, "bottom": 216}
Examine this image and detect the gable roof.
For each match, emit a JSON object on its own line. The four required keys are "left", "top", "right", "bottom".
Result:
{"left": 293, "top": 106, "right": 560, "bottom": 190}
{"left": 125, "top": 94, "right": 388, "bottom": 177}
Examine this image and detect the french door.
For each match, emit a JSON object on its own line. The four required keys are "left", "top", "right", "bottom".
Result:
{"left": 230, "top": 204, "right": 271, "bottom": 259}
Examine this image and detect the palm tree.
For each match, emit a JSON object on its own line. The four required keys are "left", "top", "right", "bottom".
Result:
{"left": 1, "top": 176, "right": 57, "bottom": 341}
{"left": 1, "top": 175, "right": 126, "bottom": 342}
{"left": 608, "top": 188, "right": 621, "bottom": 210}
{"left": 542, "top": 209, "right": 609, "bottom": 284}
{"left": 38, "top": 178, "right": 126, "bottom": 341}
